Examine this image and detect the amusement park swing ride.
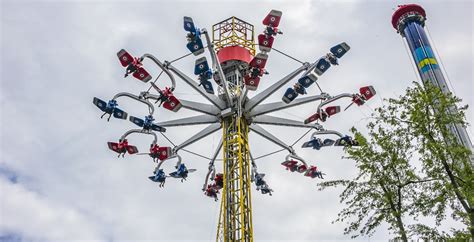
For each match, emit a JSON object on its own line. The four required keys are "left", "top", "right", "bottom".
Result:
{"left": 93, "top": 10, "right": 376, "bottom": 241}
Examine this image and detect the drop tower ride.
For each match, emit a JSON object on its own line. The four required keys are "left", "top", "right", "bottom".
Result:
{"left": 392, "top": 4, "right": 474, "bottom": 165}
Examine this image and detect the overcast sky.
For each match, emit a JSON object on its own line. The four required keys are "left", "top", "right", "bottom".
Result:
{"left": 1, "top": 0, "right": 472, "bottom": 241}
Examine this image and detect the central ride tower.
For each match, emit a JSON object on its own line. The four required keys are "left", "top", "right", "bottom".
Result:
{"left": 213, "top": 17, "right": 255, "bottom": 242}
{"left": 97, "top": 9, "right": 373, "bottom": 242}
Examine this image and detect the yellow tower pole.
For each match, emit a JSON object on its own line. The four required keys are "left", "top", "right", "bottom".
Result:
{"left": 212, "top": 16, "right": 255, "bottom": 242}
{"left": 217, "top": 117, "right": 253, "bottom": 241}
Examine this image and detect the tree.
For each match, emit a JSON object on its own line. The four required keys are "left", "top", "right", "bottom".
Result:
{"left": 318, "top": 100, "right": 431, "bottom": 241}
{"left": 319, "top": 82, "right": 473, "bottom": 240}
{"left": 394, "top": 82, "right": 473, "bottom": 239}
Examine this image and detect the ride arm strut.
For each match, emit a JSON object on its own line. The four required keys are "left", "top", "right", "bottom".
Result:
{"left": 120, "top": 129, "right": 158, "bottom": 144}
{"left": 285, "top": 153, "right": 308, "bottom": 167}
{"left": 249, "top": 124, "right": 294, "bottom": 154}
{"left": 165, "top": 62, "right": 226, "bottom": 110}
{"left": 202, "top": 28, "right": 233, "bottom": 107}
{"left": 173, "top": 123, "right": 222, "bottom": 153}
{"left": 317, "top": 93, "right": 354, "bottom": 112}
{"left": 156, "top": 114, "right": 219, "bottom": 127}
{"left": 202, "top": 138, "right": 223, "bottom": 190}
{"left": 113, "top": 92, "right": 155, "bottom": 116}
{"left": 300, "top": 57, "right": 323, "bottom": 77}
{"left": 249, "top": 94, "right": 329, "bottom": 117}
{"left": 141, "top": 53, "right": 177, "bottom": 90}
{"left": 248, "top": 150, "right": 257, "bottom": 182}
{"left": 311, "top": 129, "right": 344, "bottom": 139}
{"left": 251, "top": 115, "right": 322, "bottom": 129}
{"left": 245, "top": 63, "right": 310, "bottom": 112}
{"left": 180, "top": 99, "right": 221, "bottom": 116}
{"left": 157, "top": 154, "right": 182, "bottom": 170}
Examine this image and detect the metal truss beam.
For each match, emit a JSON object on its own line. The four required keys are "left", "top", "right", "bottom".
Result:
{"left": 251, "top": 115, "right": 318, "bottom": 129}
{"left": 157, "top": 114, "right": 219, "bottom": 127}
{"left": 180, "top": 99, "right": 221, "bottom": 116}
{"left": 245, "top": 63, "right": 310, "bottom": 112}
{"left": 165, "top": 63, "right": 226, "bottom": 110}
{"left": 174, "top": 123, "right": 222, "bottom": 152}
{"left": 249, "top": 94, "right": 329, "bottom": 117}
{"left": 220, "top": 117, "right": 253, "bottom": 241}
{"left": 249, "top": 124, "right": 293, "bottom": 153}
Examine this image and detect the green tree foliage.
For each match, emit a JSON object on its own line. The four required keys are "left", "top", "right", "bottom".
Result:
{"left": 319, "top": 82, "right": 473, "bottom": 240}
{"left": 395, "top": 82, "right": 473, "bottom": 239}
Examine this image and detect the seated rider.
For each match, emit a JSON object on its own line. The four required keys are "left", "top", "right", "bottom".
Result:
{"left": 254, "top": 172, "right": 266, "bottom": 187}
{"left": 346, "top": 136, "right": 359, "bottom": 146}
{"left": 157, "top": 94, "right": 169, "bottom": 106}
{"left": 143, "top": 115, "right": 154, "bottom": 130}
{"left": 153, "top": 168, "right": 166, "bottom": 181}
{"left": 312, "top": 138, "right": 324, "bottom": 150}
{"left": 213, "top": 71, "right": 221, "bottom": 85}
{"left": 125, "top": 58, "right": 140, "bottom": 77}
{"left": 214, "top": 173, "right": 224, "bottom": 189}
{"left": 205, "top": 185, "right": 219, "bottom": 201}
{"left": 118, "top": 139, "right": 128, "bottom": 150}
{"left": 186, "top": 32, "right": 196, "bottom": 42}
{"left": 326, "top": 53, "right": 338, "bottom": 65}
{"left": 199, "top": 70, "right": 212, "bottom": 81}
{"left": 176, "top": 163, "right": 188, "bottom": 176}
{"left": 287, "top": 162, "right": 298, "bottom": 172}
{"left": 265, "top": 26, "right": 282, "bottom": 36}
{"left": 250, "top": 67, "right": 261, "bottom": 78}
{"left": 260, "top": 184, "right": 273, "bottom": 196}
{"left": 315, "top": 171, "right": 324, "bottom": 179}
{"left": 339, "top": 136, "right": 358, "bottom": 146}
{"left": 106, "top": 99, "right": 118, "bottom": 110}
{"left": 293, "top": 83, "right": 306, "bottom": 95}
{"left": 322, "top": 138, "right": 335, "bottom": 146}
{"left": 155, "top": 87, "right": 172, "bottom": 107}
{"left": 319, "top": 109, "right": 329, "bottom": 121}
{"left": 255, "top": 172, "right": 273, "bottom": 196}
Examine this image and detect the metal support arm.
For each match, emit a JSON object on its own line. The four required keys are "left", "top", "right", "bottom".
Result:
{"left": 202, "top": 138, "right": 223, "bottom": 190}
{"left": 113, "top": 92, "right": 155, "bottom": 115}
{"left": 157, "top": 154, "right": 182, "bottom": 170}
{"left": 202, "top": 28, "right": 233, "bottom": 107}
{"left": 209, "top": 137, "right": 223, "bottom": 166}
{"left": 137, "top": 93, "right": 220, "bottom": 117}
{"left": 245, "top": 63, "right": 311, "bottom": 112}
{"left": 284, "top": 153, "right": 308, "bottom": 166}
{"left": 120, "top": 129, "right": 158, "bottom": 144}
{"left": 165, "top": 63, "right": 226, "bottom": 110}
{"left": 141, "top": 53, "right": 176, "bottom": 90}
{"left": 300, "top": 57, "right": 323, "bottom": 77}
{"left": 249, "top": 124, "right": 294, "bottom": 153}
{"left": 317, "top": 93, "right": 354, "bottom": 112}
{"left": 157, "top": 114, "right": 219, "bottom": 127}
{"left": 180, "top": 99, "right": 221, "bottom": 116}
{"left": 251, "top": 115, "right": 320, "bottom": 129}
{"left": 311, "top": 129, "right": 344, "bottom": 139}
{"left": 249, "top": 150, "right": 257, "bottom": 182}
{"left": 249, "top": 94, "right": 329, "bottom": 117}
{"left": 173, "top": 123, "right": 222, "bottom": 153}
